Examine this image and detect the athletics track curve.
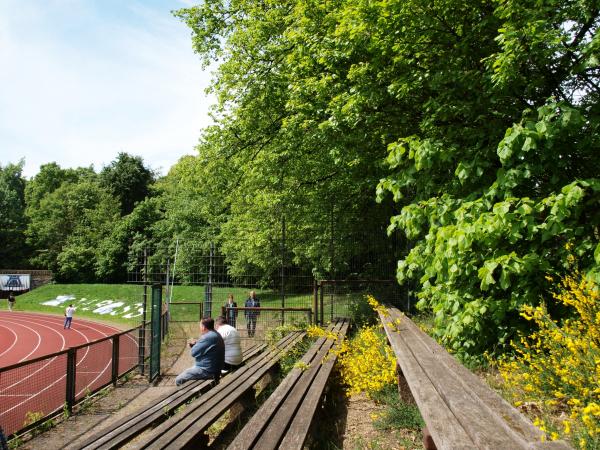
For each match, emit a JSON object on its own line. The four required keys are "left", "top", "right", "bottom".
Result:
{"left": 0, "top": 311, "right": 137, "bottom": 437}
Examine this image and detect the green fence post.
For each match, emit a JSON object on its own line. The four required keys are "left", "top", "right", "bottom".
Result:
{"left": 149, "top": 284, "right": 162, "bottom": 383}
{"left": 111, "top": 334, "right": 120, "bottom": 386}
{"left": 65, "top": 348, "right": 76, "bottom": 414}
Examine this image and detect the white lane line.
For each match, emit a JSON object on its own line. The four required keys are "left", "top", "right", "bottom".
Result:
{"left": 0, "top": 314, "right": 116, "bottom": 416}
{"left": 0, "top": 319, "right": 65, "bottom": 393}
{"left": 0, "top": 324, "right": 19, "bottom": 358}
{"left": 0, "top": 312, "right": 140, "bottom": 419}
{"left": 0, "top": 320, "right": 43, "bottom": 362}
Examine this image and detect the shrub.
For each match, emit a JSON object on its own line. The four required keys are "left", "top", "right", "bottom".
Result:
{"left": 337, "top": 298, "right": 397, "bottom": 398}
{"left": 497, "top": 268, "right": 600, "bottom": 448}
{"left": 348, "top": 295, "right": 378, "bottom": 328}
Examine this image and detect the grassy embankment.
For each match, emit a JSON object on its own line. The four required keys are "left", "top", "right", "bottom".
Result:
{"left": 10, "top": 284, "right": 330, "bottom": 328}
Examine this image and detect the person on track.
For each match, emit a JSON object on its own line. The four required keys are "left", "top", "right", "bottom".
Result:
{"left": 64, "top": 304, "right": 75, "bottom": 329}
{"left": 7, "top": 292, "right": 15, "bottom": 311}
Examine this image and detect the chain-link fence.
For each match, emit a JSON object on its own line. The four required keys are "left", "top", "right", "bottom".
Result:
{"left": 0, "top": 326, "right": 143, "bottom": 438}
{"left": 127, "top": 233, "right": 406, "bottom": 335}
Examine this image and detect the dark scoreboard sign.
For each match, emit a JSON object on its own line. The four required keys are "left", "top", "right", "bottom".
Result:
{"left": 0, "top": 274, "right": 30, "bottom": 291}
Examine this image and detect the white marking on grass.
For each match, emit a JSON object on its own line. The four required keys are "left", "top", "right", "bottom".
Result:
{"left": 41, "top": 294, "right": 75, "bottom": 306}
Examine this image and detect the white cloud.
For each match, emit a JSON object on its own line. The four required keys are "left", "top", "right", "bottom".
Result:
{"left": 0, "top": 0, "right": 214, "bottom": 177}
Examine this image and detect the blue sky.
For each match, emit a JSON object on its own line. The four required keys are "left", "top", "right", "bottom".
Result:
{"left": 0, "top": 0, "right": 214, "bottom": 178}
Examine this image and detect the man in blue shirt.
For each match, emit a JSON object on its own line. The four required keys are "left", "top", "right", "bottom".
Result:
{"left": 244, "top": 291, "right": 261, "bottom": 338}
{"left": 175, "top": 317, "right": 225, "bottom": 386}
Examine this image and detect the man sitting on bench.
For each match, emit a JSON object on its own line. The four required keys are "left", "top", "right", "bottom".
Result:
{"left": 175, "top": 317, "right": 225, "bottom": 386}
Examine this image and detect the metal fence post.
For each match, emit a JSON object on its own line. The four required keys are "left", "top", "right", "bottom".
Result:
{"left": 149, "top": 284, "right": 162, "bottom": 382}
{"left": 111, "top": 334, "right": 120, "bottom": 387}
{"left": 139, "top": 248, "right": 148, "bottom": 375}
{"left": 319, "top": 283, "right": 324, "bottom": 325}
{"left": 65, "top": 348, "right": 76, "bottom": 414}
{"left": 313, "top": 279, "right": 319, "bottom": 325}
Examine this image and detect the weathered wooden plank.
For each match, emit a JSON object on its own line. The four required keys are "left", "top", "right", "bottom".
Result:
{"left": 382, "top": 308, "right": 572, "bottom": 449}
{"left": 135, "top": 331, "right": 305, "bottom": 449}
{"left": 379, "top": 310, "right": 478, "bottom": 450}
{"left": 398, "top": 310, "right": 571, "bottom": 449}
{"left": 279, "top": 320, "right": 350, "bottom": 450}
{"left": 402, "top": 315, "right": 547, "bottom": 442}
{"left": 70, "top": 343, "right": 268, "bottom": 450}
{"left": 250, "top": 320, "right": 347, "bottom": 450}
{"left": 133, "top": 339, "right": 292, "bottom": 449}
{"left": 228, "top": 320, "right": 345, "bottom": 450}
{"left": 394, "top": 314, "right": 527, "bottom": 448}
{"left": 159, "top": 331, "right": 306, "bottom": 450}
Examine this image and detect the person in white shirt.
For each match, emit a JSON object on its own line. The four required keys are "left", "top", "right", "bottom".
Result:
{"left": 215, "top": 316, "right": 242, "bottom": 371}
{"left": 64, "top": 304, "right": 76, "bottom": 329}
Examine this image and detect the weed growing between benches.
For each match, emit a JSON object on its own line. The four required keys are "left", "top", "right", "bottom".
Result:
{"left": 312, "top": 296, "right": 425, "bottom": 448}
{"left": 267, "top": 324, "right": 315, "bottom": 376}
{"left": 370, "top": 385, "right": 423, "bottom": 432}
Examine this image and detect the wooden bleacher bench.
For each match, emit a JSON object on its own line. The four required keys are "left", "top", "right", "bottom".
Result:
{"left": 228, "top": 318, "right": 350, "bottom": 450}
{"left": 129, "top": 330, "right": 306, "bottom": 449}
{"left": 70, "top": 342, "right": 268, "bottom": 450}
{"left": 378, "top": 306, "right": 571, "bottom": 450}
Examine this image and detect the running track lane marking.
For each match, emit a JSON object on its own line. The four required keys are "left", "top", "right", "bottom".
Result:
{"left": 0, "top": 314, "right": 123, "bottom": 420}
{"left": 0, "top": 313, "right": 131, "bottom": 405}
{"left": 0, "top": 325, "right": 19, "bottom": 359}
{"left": 0, "top": 319, "right": 66, "bottom": 393}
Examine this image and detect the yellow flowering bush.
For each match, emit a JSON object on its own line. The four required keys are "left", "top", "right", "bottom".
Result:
{"left": 367, "top": 295, "right": 389, "bottom": 318}
{"left": 337, "top": 324, "right": 397, "bottom": 398}
{"left": 309, "top": 297, "right": 397, "bottom": 398}
{"left": 498, "top": 268, "right": 600, "bottom": 448}
{"left": 306, "top": 325, "right": 340, "bottom": 341}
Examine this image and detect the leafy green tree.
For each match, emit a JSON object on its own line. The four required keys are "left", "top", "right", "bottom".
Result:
{"left": 375, "top": 0, "right": 600, "bottom": 359}
{"left": 100, "top": 153, "right": 155, "bottom": 216}
{"left": 173, "top": 0, "right": 399, "bottom": 282}
{"left": 175, "top": 0, "right": 600, "bottom": 360}
{"left": 25, "top": 162, "right": 94, "bottom": 210}
{"left": 95, "top": 196, "right": 166, "bottom": 282}
{"left": 0, "top": 161, "right": 29, "bottom": 268}
{"left": 26, "top": 177, "right": 119, "bottom": 281}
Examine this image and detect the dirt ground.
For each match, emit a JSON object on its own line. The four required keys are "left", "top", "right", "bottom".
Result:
{"left": 340, "top": 393, "right": 422, "bottom": 450}
{"left": 12, "top": 324, "right": 421, "bottom": 450}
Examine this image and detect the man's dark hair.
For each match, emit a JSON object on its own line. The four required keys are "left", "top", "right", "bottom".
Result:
{"left": 215, "top": 316, "right": 228, "bottom": 326}
{"left": 201, "top": 317, "right": 215, "bottom": 330}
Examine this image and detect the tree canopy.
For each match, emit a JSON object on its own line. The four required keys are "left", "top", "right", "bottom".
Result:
{"left": 3, "top": 0, "right": 598, "bottom": 360}
{"left": 171, "top": 0, "right": 600, "bottom": 358}
{"left": 0, "top": 161, "right": 29, "bottom": 268}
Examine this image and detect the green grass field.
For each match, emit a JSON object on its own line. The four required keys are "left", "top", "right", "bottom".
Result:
{"left": 7, "top": 283, "right": 322, "bottom": 328}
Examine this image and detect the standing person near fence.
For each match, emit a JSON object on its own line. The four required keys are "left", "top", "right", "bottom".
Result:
{"left": 215, "top": 316, "right": 242, "bottom": 372}
{"left": 175, "top": 317, "right": 225, "bottom": 386}
{"left": 224, "top": 294, "right": 238, "bottom": 328}
{"left": 7, "top": 292, "right": 15, "bottom": 311}
{"left": 64, "top": 304, "right": 75, "bottom": 329}
{"left": 244, "top": 291, "right": 260, "bottom": 338}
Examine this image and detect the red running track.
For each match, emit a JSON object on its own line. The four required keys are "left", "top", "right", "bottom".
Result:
{"left": 0, "top": 312, "right": 138, "bottom": 436}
